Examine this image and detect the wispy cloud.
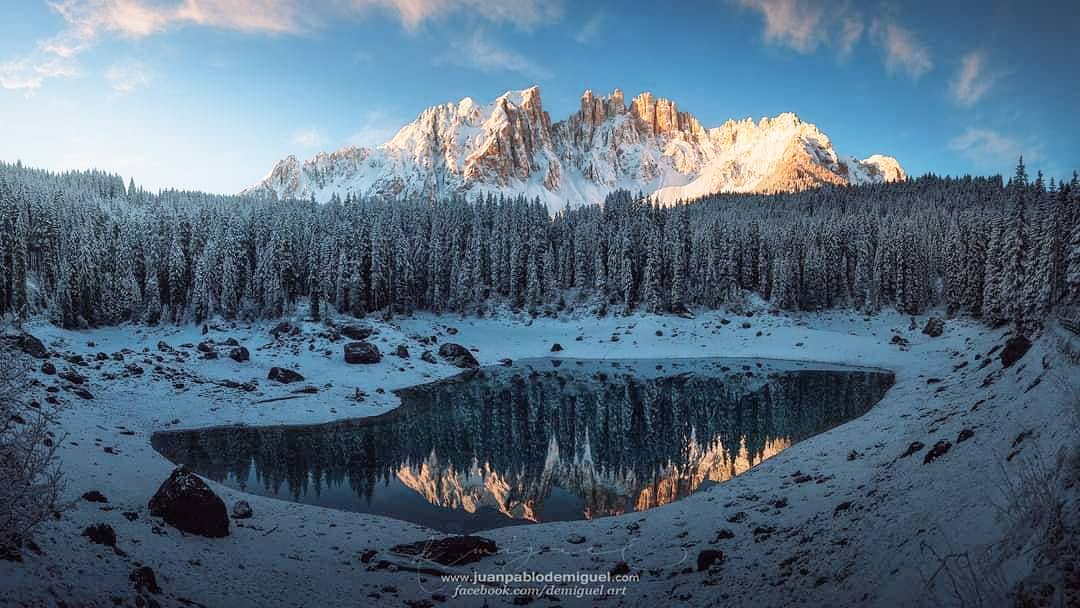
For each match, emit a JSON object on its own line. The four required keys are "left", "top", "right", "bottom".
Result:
{"left": 871, "top": 18, "right": 932, "bottom": 79}
{"left": 949, "top": 50, "right": 995, "bottom": 106}
{"left": 290, "top": 128, "right": 324, "bottom": 149}
{"left": 0, "top": 57, "right": 78, "bottom": 91}
{"left": 104, "top": 59, "right": 152, "bottom": 93}
{"left": 440, "top": 30, "right": 551, "bottom": 80}
{"left": 346, "top": 109, "right": 404, "bottom": 148}
{"left": 736, "top": 0, "right": 865, "bottom": 58}
{"left": 573, "top": 13, "right": 604, "bottom": 44}
{"left": 7, "top": 0, "right": 563, "bottom": 91}
{"left": 949, "top": 127, "right": 1041, "bottom": 170}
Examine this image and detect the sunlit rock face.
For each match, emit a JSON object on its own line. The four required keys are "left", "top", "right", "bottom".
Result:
{"left": 152, "top": 358, "right": 893, "bottom": 533}
{"left": 243, "top": 87, "right": 905, "bottom": 213}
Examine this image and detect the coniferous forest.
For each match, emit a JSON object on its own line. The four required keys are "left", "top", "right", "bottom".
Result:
{"left": 0, "top": 159, "right": 1077, "bottom": 335}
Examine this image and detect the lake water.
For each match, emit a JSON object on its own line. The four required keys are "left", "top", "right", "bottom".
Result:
{"left": 151, "top": 358, "right": 893, "bottom": 533}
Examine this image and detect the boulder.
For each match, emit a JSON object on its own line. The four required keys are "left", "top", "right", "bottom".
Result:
{"left": 697, "top": 549, "right": 724, "bottom": 571}
{"left": 999, "top": 335, "right": 1032, "bottom": 368}
{"left": 344, "top": 341, "right": 381, "bottom": 364}
{"left": 4, "top": 333, "right": 48, "bottom": 359}
{"left": 82, "top": 523, "right": 117, "bottom": 547}
{"left": 390, "top": 535, "right": 497, "bottom": 565}
{"left": 231, "top": 500, "right": 253, "bottom": 519}
{"left": 148, "top": 466, "right": 229, "bottom": 537}
{"left": 267, "top": 367, "right": 304, "bottom": 384}
{"left": 420, "top": 351, "right": 437, "bottom": 364}
{"left": 228, "top": 346, "right": 250, "bottom": 363}
{"left": 222, "top": 338, "right": 240, "bottom": 347}
{"left": 339, "top": 323, "right": 375, "bottom": 341}
{"left": 270, "top": 322, "right": 293, "bottom": 338}
{"left": 41, "top": 361, "right": 56, "bottom": 375}
{"left": 550, "top": 343, "right": 564, "bottom": 352}
{"left": 196, "top": 341, "right": 215, "bottom": 353}
{"left": 395, "top": 344, "right": 410, "bottom": 359}
{"left": 58, "top": 370, "right": 86, "bottom": 385}
{"left": 130, "top": 566, "right": 161, "bottom": 594}
{"left": 438, "top": 343, "right": 478, "bottom": 369}
{"left": 81, "top": 490, "right": 108, "bottom": 503}
{"left": 922, "top": 317, "right": 945, "bottom": 337}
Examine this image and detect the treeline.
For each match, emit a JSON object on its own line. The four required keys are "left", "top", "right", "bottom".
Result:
{"left": 0, "top": 159, "right": 1077, "bottom": 334}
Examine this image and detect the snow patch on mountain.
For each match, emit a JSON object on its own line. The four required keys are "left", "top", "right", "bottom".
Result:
{"left": 245, "top": 87, "right": 905, "bottom": 212}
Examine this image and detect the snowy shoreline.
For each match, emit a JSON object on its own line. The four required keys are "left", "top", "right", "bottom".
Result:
{"left": 1, "top": 308, "right": 1074, "bottom": 607}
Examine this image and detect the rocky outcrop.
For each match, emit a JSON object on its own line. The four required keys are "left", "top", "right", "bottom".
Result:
{"left": 438, "top": 343, "right": 478, "bottom": 369}
{"left": 344, "top": 341, "right": 381, "bottom": 364}
{"left": 148, "top": 467, "right": 229, "bottom": 537}
{"left": 390, "top": 536, "right": 497, "bottom": 565}
{"left": 244, "top": 86, "right": 904, "bottom": 213}
{"left": 267, "top": 367, "right": 304, "bottom": 384}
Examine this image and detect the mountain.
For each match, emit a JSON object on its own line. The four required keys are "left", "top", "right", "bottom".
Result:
{"left": 244, "top": 86, "right": 905, "bottom": 212}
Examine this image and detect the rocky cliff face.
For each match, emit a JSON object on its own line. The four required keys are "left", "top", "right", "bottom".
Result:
{"left": 244, "top": 86, "right": 905, "bottom": 212}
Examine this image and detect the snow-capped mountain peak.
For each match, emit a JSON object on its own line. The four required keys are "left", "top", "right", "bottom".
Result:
{"left": 244, "top": 86, "right": 905, "bottom": 211}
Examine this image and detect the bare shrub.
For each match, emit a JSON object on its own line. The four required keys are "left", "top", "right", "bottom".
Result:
{"left": 0, "top": 344, "right": 65, "bottom": 558}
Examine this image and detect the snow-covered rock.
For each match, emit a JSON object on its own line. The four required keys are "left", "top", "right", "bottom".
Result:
{"left": 243, "top": 87, "right": 905, "bottom": 213}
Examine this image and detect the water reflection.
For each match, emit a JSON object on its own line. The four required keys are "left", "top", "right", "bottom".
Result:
{"left": 152, "top": 358, "right": 893, "bottom": 533}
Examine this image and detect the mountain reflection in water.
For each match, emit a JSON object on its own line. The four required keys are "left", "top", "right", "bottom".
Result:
{"left": 152, "top": 358, "right": 893, "bottom": 533}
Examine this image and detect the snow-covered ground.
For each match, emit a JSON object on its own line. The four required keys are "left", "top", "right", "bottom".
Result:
{"left": 1, "top": 306, "right": 1076, "bottom": 607}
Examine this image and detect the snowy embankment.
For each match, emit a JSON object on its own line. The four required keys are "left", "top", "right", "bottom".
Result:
{"left": 1, "top": 307, "right": 1076, "bottom": 607}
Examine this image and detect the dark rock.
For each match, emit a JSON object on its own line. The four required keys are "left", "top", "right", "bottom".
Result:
{"left": 359, "top": 549, "right": 378, "bottom": 563}
{"left": 41, "top": 361, "right": 56, "bottom": 375}
{"left": 82, "top": 523, "right": 117, "bottom": 547}
{"left": 130, "top": 566, "right": 161, "bottom": 594}
{"left": 833, "top": 501, "right": 853, "bottom": 516}
{"left": 156, "top": 341, "right": 171, "bottom": 352}
{"left": 58, "top": 370, "right": 86, "bottom": 385}
{"left": 200, "top": 351, "right": 218, "bottom": 360}
{"left": 566, "top": 534, "right": 586, "bottom": 544}
{"left": 196, "top": 341, "right": 215, "bottom": 353}
{"left": 550, "top": 343, "right": 564, "bottom": 352}
{"left": 498, "top": 358, "right": 513, "bottom": 366}
{"left": 891, "top": 334, "right": 909, "bottom": 347}
{"left": 420, "top": 351, "right": 437, "bottom": 364}
{"left": 922, "top": 317, "right": 945, "bottom": 337}
{"left": 339, "top": 323, "right": 375, "bottom": 341}
{"left": 82, "top": 490, "right": 108, "bottom": 503}
{"left": 395, "top": 345, "right": 410, "bottom": 359}
{"left": 344, "top": 341, "right": 382, "bottom": 364}
{"left": 228, "top": 346, "right": 249, "bottom": 363}
{"left": 957, "top": 429, "right": 975, "bottom": 443}
{"left": 231, "top": 500, "right": 252, "bottom": 519}
{"left": 17, "top": 334, "right": 48, "bottom": 359}
{"left": 72, "top": 388, "right": 94, "bottom": 400}
{"left": 390, "top": 536, "right": 497, "bottom": 565}
{"left": 292, "top": 385, "right": 318, "bottom": 394}
{"left": 923, "top": 441, "right": 952, "bottom": 464}
{"left": 222, "top": 338, "right": 240, "bottom": 347}
{"left": 267, "top": 367, "right": 304, "bottom": 384}
{"left": 609, "top": 561, "right": 631, "bottom": 577}
{"left": 438, "top": 343, "right": 478, "bottom": 369}
{"left": 900, "top": 441, "right": 925, "bottom": 458}
{"left": 697, "top": 549, "right": 724, "bottom": 571}
{"left": 125, "top": 363, "right": 144, "bottom": 375}
{"left": 1000, "top": 336, "right": 1032, "bottom": 368}
{"left": 270, "top": 322, "right": 293, "bottom": 338}
{"left": 94, "top": 352, "right": 108, "bottom": 361}
{"left": 148, "top": 466, "right": 229, "bottom": 537}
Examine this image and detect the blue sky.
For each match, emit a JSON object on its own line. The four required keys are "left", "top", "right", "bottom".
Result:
{"left": 1, "top": 0, "right": 1077, "bottom": 193}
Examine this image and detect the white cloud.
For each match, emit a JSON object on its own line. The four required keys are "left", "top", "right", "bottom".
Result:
{"left": 291, "top": 128, "right": 323, "bottom": 149}
{"left": 104, "top": 59, "right": 152, "bottom": 93}
{"left": 949, "top": 50, "right": 994, "bottom": 106}
{"left": 5, "top": 0, "right": 563, "bottom": 92}
{"left": 737, "top": 0, "right": 826, "bottom": 53}
{"left": 872, "top": 19, "right": 932, "bottom": 79}
{"left": 836, "top": 14, "right": 863, "bottom": 58}
{"left": 737, "top": 0, "right": 867, "bottom": 58}
{"left": 346, "top": 109, "right": 402, "bottom": 148}
{"left": 573, "top": 13, "right": 604, "bottom": 44}
{"left": 440, "top": 30, "right": 551, "bottom": 80}
{"left": 0, "top": 57, "right": 78, "bottom": 91}
{"left": 949, "top": 128, "right": 1041, "bottom": 170}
